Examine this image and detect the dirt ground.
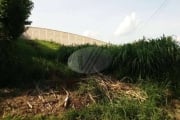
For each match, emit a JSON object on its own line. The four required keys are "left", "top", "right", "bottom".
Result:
{"left": 0, "top": 75, "right": 179, "bottom": 119}
{"left": 0, "top": 87, "right": 92, "bottom": 117}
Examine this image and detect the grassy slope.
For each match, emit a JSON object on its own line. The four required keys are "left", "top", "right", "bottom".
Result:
{"left": 0, "top": 38, "right": 179, "bottom": 120}
{"left": 0, "top": 39, "right": 81, "bottom": 88}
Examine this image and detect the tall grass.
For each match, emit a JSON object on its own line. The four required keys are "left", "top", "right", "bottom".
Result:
{"left": 0, "top": 36, "right": 178, "bottom": 119}
{"left": 112, "top": 36, "right": 179, "bottom": 81}
{"left": 0, "top": 36, "right": 179, "bottom": 88}
{"left": 0, "top": 39, "right": 79, "bottom": 88}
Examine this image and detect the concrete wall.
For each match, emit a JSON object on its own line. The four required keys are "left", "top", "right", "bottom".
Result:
{"left": 23, "top": 27, "right": 106, "bottom": 46}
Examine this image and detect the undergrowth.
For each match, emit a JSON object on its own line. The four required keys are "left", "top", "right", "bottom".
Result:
{"left": 0, "top": 36, "right": 179, "bottom": 119}
{"left": 62, "top": 79, "right": 171, "bottom": 120}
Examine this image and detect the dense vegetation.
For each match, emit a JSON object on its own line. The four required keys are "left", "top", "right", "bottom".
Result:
{"left": 0, "top": 1, "right": 179, "bottom": 119}
{"left": 0, "top": 36, "right": 179, "bottom": 89}
{"left": 0, "top": 36, "right": 179, "bottom": 119}
{"left": 62, "top": 79, "right": 170, "bottom": 120}
{"left": 0, "top": 78, "right": 174, "bottom": 120}
{"left": 112, "top": 36, "right": 179, "bottom": 79}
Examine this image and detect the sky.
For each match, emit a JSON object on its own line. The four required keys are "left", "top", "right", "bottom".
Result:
{"left": 29, "top": 0, "right": 180, "bottom": 44}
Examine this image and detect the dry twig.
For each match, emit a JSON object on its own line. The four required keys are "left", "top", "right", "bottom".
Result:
{"left": 27, "top": 101, "right": 33, "bottom": 109}
{"left": 62, "top": 88, "right": 70, "bottom": 108}
{"left": 88, "top": 93, "right": 96, "bottom": 103}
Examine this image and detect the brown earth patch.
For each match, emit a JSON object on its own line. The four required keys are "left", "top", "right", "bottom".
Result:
{"left": 0, "top": 75, "right": 155, "bottom": 118}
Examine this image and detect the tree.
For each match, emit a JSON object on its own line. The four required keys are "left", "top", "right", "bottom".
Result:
{"left": 0, "top": 0, "right": 33, "bottom": 40}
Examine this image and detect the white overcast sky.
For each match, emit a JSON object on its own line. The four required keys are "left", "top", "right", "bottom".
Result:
{"left": 29, "top": 0, "right": 180, "bottom": 44}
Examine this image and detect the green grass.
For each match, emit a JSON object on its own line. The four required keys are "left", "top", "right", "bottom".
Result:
{"left": 0, "top": 36, "right": 179, "bottom": 119}
{"left": 77, "top": 79, "right": 109, "bottom": 103}
{"left": 62, "top": 79, "right": 171, "bottom": 120}
{"left": 112, "top": 36, "right": 179, "bottom": 80}
{"left": 0, "top": 36, "right": 179, "bottom": 90}
{"left": 2, "top": 36, "right": 179, "bottom": 85}
{"left": 1, "top": 79, "right": 172, "bottom": 120}
{"left": 0, "top": 39, "right": 80, "bottom": 88}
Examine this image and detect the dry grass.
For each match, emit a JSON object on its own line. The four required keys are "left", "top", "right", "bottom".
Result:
{"left": 0, "top": 75, "right": 149, "bottom": 118}
{"left": 84, "top": 75, "right": 148, "bottom": 102}
{"left": 0, "top": 87, "right": 91, "bottom": 117}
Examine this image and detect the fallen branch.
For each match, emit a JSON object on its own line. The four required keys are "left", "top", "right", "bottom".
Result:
{"left": 27, "top": 101, "right": 33, "bottom": 109}
{"left": 38, "top": 95, "right": 45, "bottom": 102}
{"left": 62, "top": 88, "right": 70, "bottom": 108}
{"left": 88, "top": 93, "right": 96, "bottom": 103}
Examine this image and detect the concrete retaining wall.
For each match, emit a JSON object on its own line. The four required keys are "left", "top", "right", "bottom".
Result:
{"left": 23, "top": 27, "right": 106, "bottom": 46}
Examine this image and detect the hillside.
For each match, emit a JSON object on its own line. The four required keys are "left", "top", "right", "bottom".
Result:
{"left": 0, "top": 38, "right": 179, "bottom": 120}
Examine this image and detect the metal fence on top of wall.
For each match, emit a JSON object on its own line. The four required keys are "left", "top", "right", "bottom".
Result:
{"left": 23, "top": 27, "right": 106, "bottom": 46}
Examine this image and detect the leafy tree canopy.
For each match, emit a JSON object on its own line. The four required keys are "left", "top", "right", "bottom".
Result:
{"left": 0, "top": 0, "right": 33, "bottom": 40}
